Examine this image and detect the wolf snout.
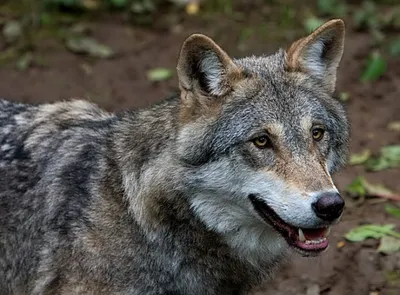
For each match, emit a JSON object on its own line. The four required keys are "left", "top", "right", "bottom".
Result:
{"left": 312, "top": 192, "right": 345, "bottom": 222}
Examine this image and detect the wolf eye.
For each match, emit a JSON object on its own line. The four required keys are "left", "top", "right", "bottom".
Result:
{"left": 253, "top": 136, "right": 271, "bottom": 149}
{"left": 312, "top": 127, "right": 325, "bottom": 141}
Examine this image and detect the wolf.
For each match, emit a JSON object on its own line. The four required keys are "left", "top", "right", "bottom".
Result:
{"left": 0, "top": 19, "right": 349, "bottom": 294}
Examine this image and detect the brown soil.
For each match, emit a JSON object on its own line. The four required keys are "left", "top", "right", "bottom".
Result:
{"left": 0, "top": 2, "right": 399, "bottom": 295}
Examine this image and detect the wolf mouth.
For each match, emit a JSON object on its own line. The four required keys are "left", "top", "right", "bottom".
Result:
{"left": 248, "top": 194, "right": 330, "bottom": 256}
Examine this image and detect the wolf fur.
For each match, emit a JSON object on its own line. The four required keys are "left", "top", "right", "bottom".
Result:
{"left": 0, "top": 19, "right": 349, "bottom": 294}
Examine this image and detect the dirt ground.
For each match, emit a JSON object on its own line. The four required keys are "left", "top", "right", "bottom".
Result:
{"left": 0, "top": 1, "right": 399, "bottom": 295}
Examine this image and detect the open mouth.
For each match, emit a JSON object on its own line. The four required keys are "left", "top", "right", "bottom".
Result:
{"left": 249, "top": 194, "right": 331, "bottom": 255}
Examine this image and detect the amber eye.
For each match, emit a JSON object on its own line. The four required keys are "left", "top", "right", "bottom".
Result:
{"left": 312, "top": 127, "right": 325, "bottom": 141}
{"left": 253, "top": 136, "right": 271, "bottom": 149}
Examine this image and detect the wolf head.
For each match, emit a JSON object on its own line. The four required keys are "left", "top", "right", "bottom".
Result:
{"left": 174, "top": 19, "right": 349, "bottom": 262}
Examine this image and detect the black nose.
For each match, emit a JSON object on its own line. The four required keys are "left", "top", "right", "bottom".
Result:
{"left": 312, "top": 192, "right": 345, "bottom": 222}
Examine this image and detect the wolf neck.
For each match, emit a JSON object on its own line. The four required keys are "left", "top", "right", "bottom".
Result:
{"left": 111, "top": 96, "right": 189, "bottom": 230}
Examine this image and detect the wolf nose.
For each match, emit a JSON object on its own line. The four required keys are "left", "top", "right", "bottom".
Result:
{"left": 312, "top": 192, "right": 345, "bottom": 222}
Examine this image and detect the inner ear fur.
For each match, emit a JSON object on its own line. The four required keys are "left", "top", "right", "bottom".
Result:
{"left": 177, "top": 34, "right": 243, "bottom": 97}
{"left": 285, "top": 19, "right": 345, "bottom": 93}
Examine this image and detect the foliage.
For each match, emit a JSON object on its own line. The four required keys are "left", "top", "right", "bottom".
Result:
{"left": 385, "top": 204, "right": 400, "bottom": 219}
{"left": 349, "top": 149, "right": 371, "bottom": 166}
{"left": 350, "top": 145, "right": 400, "bottom": 170}
{"left": 146, "top": 68, "right": 173, "bottom": 82}
{"left": 346, "top": 202, "right": 400, "bottom": 255}
{"left": 303, "top": 17, "right": 325, "bottom": 33}
{"left": 389, "top": 38, "right": 400, "bottom": 56}
{"left": 346, "top": 176, "right": 399, "bottom": 201}
{"left": 65, "top": 36, "right": 114, "bottom": 58}
{"left": 365, "top": 145, "right": 400, "bottom": 171}
{"left": 317, "top": 0, "right": 347, "bottom": 17}
{"left": 345, "top": 212, "right": 400, "bottom": 254}
{"left": 345, "top": 224, "right": 399, "bottom": 242}
{"left": 360, "top": 51, "right": 387, "bottom": 82}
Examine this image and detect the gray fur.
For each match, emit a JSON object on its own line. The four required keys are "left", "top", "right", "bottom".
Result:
{"left": 0, "top": 20, "right": 349, "bottom": 295}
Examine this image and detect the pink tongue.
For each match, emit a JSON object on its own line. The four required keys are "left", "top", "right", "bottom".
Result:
{"left": 303, "top": 228, "right": 326, "bottom": 240}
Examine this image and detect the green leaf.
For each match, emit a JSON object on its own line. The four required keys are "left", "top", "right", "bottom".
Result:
{"left": 304, "top": 17, "right": 325, "bottom": 33}
{"left": 349, "top": 149, "right": 371, "bottom": 165}
{"left": 110, "top": 0, "right": 129, "bottom": 8}
{"left": 147, "top": 68, "right": 173, "bottom": 82}
{"left": 346, "top": 176, "right": 398, "bottom": 199}
{"left": 16, "top": 52, "right": 33, "bottom": 71}
{"left": 317, "top": 0, "right": 347, "bottom": 17}
{"left": 353, "top": 1, "right": 378, "bottom": 29}
{"left": 345, "top": 224, "right": 396, "bottom": 242}
{"left": 361, "top": 51, "right": 387, "bottom": 82}
{"left": 389, "top": 39, "right": 400, "bottom": 56}
{"left": 131, "top": 0, "right": 155, "bottom": 14}
{"left": 65, "top": 36, "right": 114, "bottom": 59}
{"left": 346, "top": 176, "right": 367, "bottom": 197}
{"left": 317, "top": 0, "right": 336, "bottom": 15}
{"left": 366, "top": 145, "right": 400, "bottom": 171}
{"left": 39, "top": 13, "right": 52, "bottom": 26}
{"left": 377, "top": 236, "right": 400, "bottom": 254}
{"left": 385, "top": 204, "right": 400, "bottom": 218}
{"left": 381, "top": 145, "right": 400, "bottom": 163}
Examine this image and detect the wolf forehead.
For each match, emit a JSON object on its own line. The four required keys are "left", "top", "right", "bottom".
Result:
{"left": 236, "top": 62, "right": 339, "bottom": 114}
{"left": 179, "top": 45, "right": 345, "bottom": 126}
{"left": 184, "top": 55, "right": 346, "bottom": 137}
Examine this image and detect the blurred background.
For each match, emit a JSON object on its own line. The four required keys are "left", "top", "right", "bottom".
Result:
{"left": 0, "top": 0, "right": 399, "bottom": 294}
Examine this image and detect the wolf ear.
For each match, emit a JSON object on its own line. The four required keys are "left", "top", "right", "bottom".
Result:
{"left": 286, "top": 19, "right": 345, "bottom": 93}
{"left": 177, "top": 34, "right": 243, "bottom": 97}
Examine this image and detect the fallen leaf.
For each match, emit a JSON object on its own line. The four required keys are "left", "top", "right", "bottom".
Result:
{"left": 377, "top": 236, "right": 400, "bottom": 254}
{"left": 147, "top": 68, "right": 173, "bottom": 82}
{"left": 186, "top": 2, "right": 200, "bottom": 15}
{"left": 361, "top": 51, "right": 387, "bottom": 82}
{"left": 2, "top": 20, "right": 22, "bottom": 44}
{"left": 80, "top": 63, "right": 93, "bottom": 75}
{"left": 346, "top": 176, "right": 400, "bottom": 201}
{"left": 366, "top": 145, "right": 400, "bottom": 171}
{"left": 337, "top": 240, "right": 345, "bottom": 248}
{"left": 349, "top": 149, "right": 371, "bottom": 165}
{"left": 346, "top": 176, "right": 367, "bottom": 197}
{"left": 16, "top": 52, "right": 33, "bottom": 71}
{"left": 69, "top": 23, "right": 91, "bottom": 35}
{"left": 82, "top": 0, "right": 101, "bottom": 10}
{"left": 65, "top": 36, "right": 114, "bottom": 59}
{"left": 362, "top": 179, "right": 399, "bottom": 200}
{"left": 389, "top": 38, "right": 400, "bottom": 56}
{"left": 345, "top": 224, "right": 396, "bottom": 242}
{"left": 304, "top": 17, "right": 325, "bottom": 32}
{"left": 339, "top": 92, "right": 350, "bottom": 102}
{"left": 387, "top": 121, "right": 400, "bottom": 132}
{"left": 385, "top": 204, "right": 400, "bottom": 218}
{"left": 131, "top": 0, "right": 155, "bottom": 14}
